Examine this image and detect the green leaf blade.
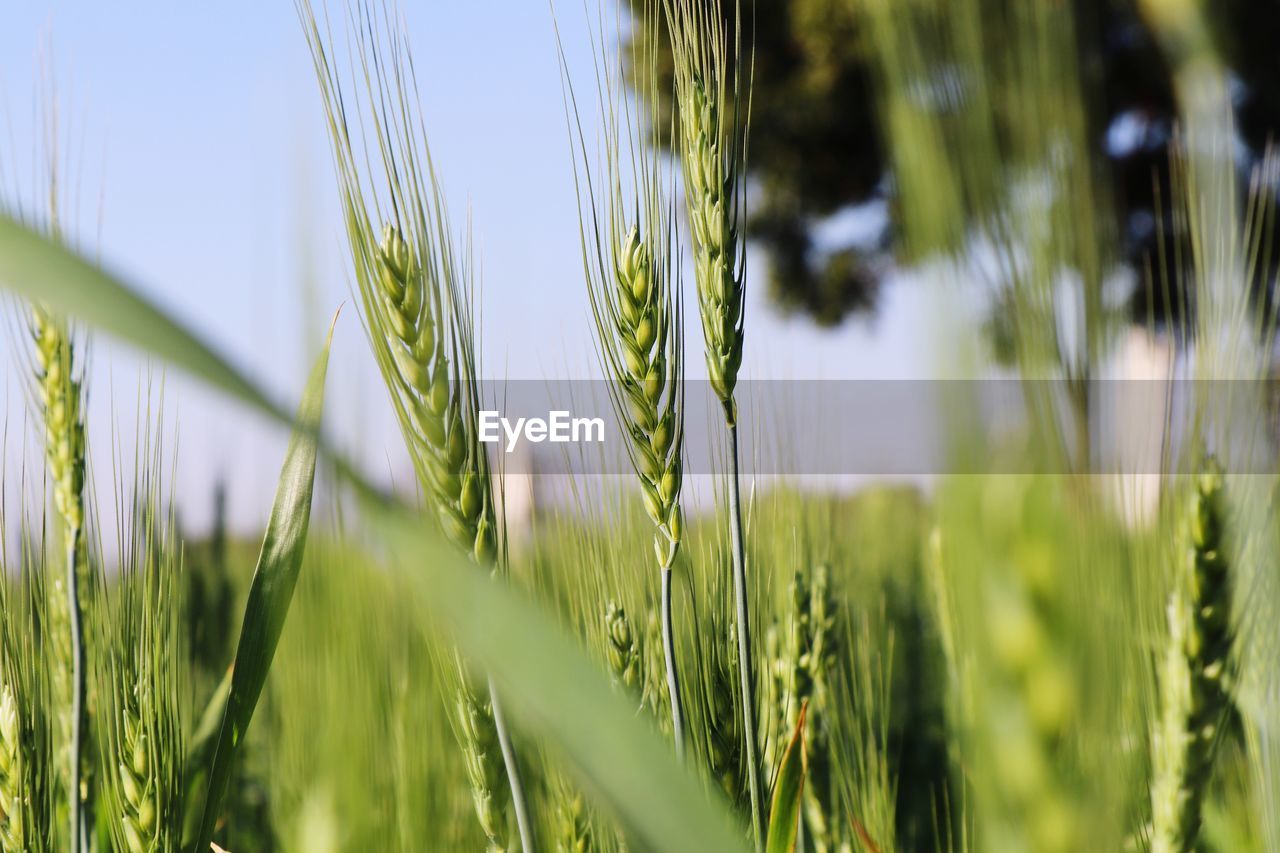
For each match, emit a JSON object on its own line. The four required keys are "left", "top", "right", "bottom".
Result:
{"left": 765, "top": 701, "right": 808, "bottom": 853}
{"left": 0, "top": 212, "right": 286, "bottom": 422}
{"left": 180, "top": 667, "right": 233, "bottom": 847}
{"left": 190, "top": 320, "right": 335, "bottom": 853}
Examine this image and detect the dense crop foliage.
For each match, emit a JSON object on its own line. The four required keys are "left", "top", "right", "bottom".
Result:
{"left": 2, "top": 0, "right": 1280, "bottom": 851}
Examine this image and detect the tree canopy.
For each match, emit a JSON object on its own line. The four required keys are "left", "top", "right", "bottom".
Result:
{"left": 624, "top": 0, "right": 1280, "bottom": 330}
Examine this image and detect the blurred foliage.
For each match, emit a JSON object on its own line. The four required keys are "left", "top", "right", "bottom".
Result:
{"left": 622, "top": 0, "right": 1280, "bottom": 330}
{"left": 525, "top": 480, "right": 947, "bottom": 850}
{"left": 168, "top": 480, "right": 1266, "bottom": 851}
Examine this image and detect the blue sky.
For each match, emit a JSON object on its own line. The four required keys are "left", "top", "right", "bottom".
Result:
{"left": 0, "top": 1, "right": 928, "bottom": 533}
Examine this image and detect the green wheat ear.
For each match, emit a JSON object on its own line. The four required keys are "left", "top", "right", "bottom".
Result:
{"left": 95, "top": 434, "right": 185, "bottom": 853}
{"left": 610, "top": 226, "right": 685, "bottom": 571}
{"left": 31, "top": 306, "right": 91, "bottom": 847}
{"left": 664, "top": 0, "right": 747, "bottom": 409}
{"left": 32, "top": 311, "right": 87, "bottom": 535}
{"left": 111, "top": 690, "right": 170, "bottom": 852}
{"left": 453, "top": 672, "right": 511, "bottom": 849}
{"left": 1151, "top": 458, "right": 1234, "bottom": 852}
{"left": 374, "top": 223, "right": 498, "bottom": 567}
{"left": 0, "top": 684, "right": 22, "bottom": 850}
{"left": 777, "top": 564, "right": 836, "bottom": 848}
{"left": 0, "top": 450, "right": 56, "bottom": 851}
{"left": 0, "top": 577, "right": 55, "bottom": 852}
{"left": 604, "top": 601, "right": 643, "bottom": 693}
{"left": 682, "top": 74, "right": 744, "bottom": 405}
{"left": 32, "top": 307, "right": 88, "bottom": 618}
{"left": 703, "top": 614, "right": 745, "bottom": 806}
{"left": 102, "top": 629, "right": 183, "bottom": 853}
{"left": 563, "top": 4, "right": 686, "bottom": 574}
{"left": 552, "top": 782, "right": 594, "bottom": 853}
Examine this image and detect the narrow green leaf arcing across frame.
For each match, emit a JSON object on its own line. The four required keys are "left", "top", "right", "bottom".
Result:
{"left": 0, "top": 212, "right": 750, "bottom": 853}
{"left": 765, "top": 702, "right": 808, "bottom": 853}
{"left": 0, "top": 214, "right": 285, "bottom": 423}
{"left": 190, "top": 316, "right": 336, "bottom": 853}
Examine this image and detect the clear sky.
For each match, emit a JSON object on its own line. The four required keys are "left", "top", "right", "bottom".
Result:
{"left": 0, "top": 1, "right": 930, "bottom": 535}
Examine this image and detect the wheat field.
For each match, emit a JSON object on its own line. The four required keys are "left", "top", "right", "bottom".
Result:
{"left": 2, "top": 0, "right": 1280, "bottom": 851}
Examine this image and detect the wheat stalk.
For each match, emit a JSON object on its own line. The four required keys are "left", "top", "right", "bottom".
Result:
{"left": 591, "top": 222, "right": 688, "bottom": 755}
{"left": 1151, "top": 459, "right": 1234, "bottom": 852}
{"left": 563, "top": 0, "right": 689, "bottom": 757}
{"left": 376, "top": 220, "right": 532, "bottom": 852}
{"left": 31, "top": 306, "right": 90, "bottom": 850}
{"left": 662, "top": 0, "right": 762, "bottom": 839}
{"left": 297, "top": 3, "right": 532, "bottom": 847}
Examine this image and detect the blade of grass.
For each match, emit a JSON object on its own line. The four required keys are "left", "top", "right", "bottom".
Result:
{"left": 0, "top": 188, "right": 750, "bottom": 853}
{"left": 765, "top": 702, "right": 807, "bottom": 853}
{"left": 181, "top": 667, "right": 233, "bottom": 847}
{"left": 0, "top": 212, "right": 284, "bottom": 422}
{"left": 191, "top": 318, "right": 335, "bottom": 853}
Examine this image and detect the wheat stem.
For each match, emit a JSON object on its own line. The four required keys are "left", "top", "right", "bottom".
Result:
{"left": 488, "top": 676, "right": 533, "bottom": 853}
{"left": 65, "top": 531, "right": 86, "bottom": 852}
{"left": 660, "top": 567, "right": 687, "bottom": 761}
{"left": 726, "top": 418, "right": 762, "bottom": 846}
